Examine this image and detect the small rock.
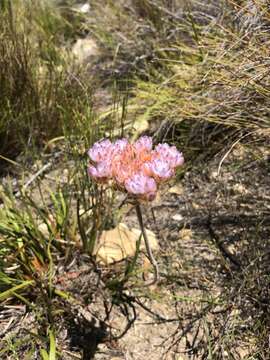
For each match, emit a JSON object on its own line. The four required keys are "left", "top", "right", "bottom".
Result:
{"left": 94, "top": 223, "right": 159, "bottom": 265}
{"left": 172, "top": 214, "right": 183, "bottom": 222}
{"left": 179, "top": 228, "right": 192, "bottom": 241}
{"left": 169, "top": 184, "right": 184, "bottom": 195}
{"left": 232, "top": 183, "right": 248, "bottom": 194}
{"left": 79, "top": 3, "right": 90, "bottom": 13}
{"left": 72, "top": 38, "right": 99, "bottom": 62}
{"left": 192, "top": 202, "right": 200, "bottom": 210}
{"left": 210, "top": 170, "right": 219, "bottom": 179}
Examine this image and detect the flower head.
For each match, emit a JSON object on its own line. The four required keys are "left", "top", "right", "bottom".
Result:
{"left": 134, "top": 136, "right": 153, "bottom": 153}
{"left": 88, "top": 139, "right": 113, "bottom": 163}
{"left": 154, "top": 143, "right": 184, "bottom": 168}
{"left": 143, "top": 158, "right": 174, "bottom": 181}
{"left": 125, "top": 173, "right": 157, "bottom": 201}
{"left": 87, "top": 136, "right": 184, "bottom": 201}
{"left": 88, "top": 161, "right": 112, "bottom": 181}
{"left": 113, "top": 138, "right": 129, "bottom": 154}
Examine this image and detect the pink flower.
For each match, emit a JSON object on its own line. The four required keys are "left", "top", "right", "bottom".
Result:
{"left": 134, "top": 136, "right": 153, "bottom": 152}
{"left": 113, "top": 163, "right": 133, "bottom": 185}
{"left": 111, "top": 138, "right": 129, "bottom": 159}
{"left": 154, "top": 143, "right": 184, "bottom": 168}
{"left": 111, "top": 144, "right": 137, "bottom": 184}
{"left": 88, "top": 161, "right": 112, "bottom": 181}
{"left": 143, "top": 158, "right": 174, "bottom": 182}
{"left": 125, "top": 173, "right": 157, "bottom": 201}
{"left": 87, "top": 137, "right": 184, "bottom": 201}
{"left": 88, "top": 139, "right": 113, "bottom": 163}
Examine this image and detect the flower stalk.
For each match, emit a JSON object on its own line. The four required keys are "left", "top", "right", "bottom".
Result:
{"left": 135, "top": 202, "right": 159, "bottom": 286}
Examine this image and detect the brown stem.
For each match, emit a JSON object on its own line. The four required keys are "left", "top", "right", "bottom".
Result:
{"left": 135, "top": 203, "right": 159, "bottom": 285}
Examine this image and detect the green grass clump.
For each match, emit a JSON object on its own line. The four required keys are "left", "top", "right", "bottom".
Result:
{"left": 0, "top": 170, "right": 115, "bottom": 356}
{"left": 0, "top": 0, "right": 94, "bottom": 167}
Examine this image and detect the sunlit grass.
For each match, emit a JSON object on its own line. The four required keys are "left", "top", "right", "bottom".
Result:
{"left": 0, "top": 0, "right": 95, "bottom": 166}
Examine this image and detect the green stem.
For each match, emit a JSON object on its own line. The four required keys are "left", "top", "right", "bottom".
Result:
{"left": 135, "top": 203, "right": 159, "bottom": 285}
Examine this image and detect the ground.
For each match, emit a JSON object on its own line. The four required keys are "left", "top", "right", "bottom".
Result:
{"left": 1, "top": 140, "right": 269, "bottom": 359}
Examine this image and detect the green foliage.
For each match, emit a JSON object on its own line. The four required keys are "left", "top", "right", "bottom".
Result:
{"left": 0, "top": 185, "right": 69, "bottom": 290}
{"left": 40, "top": 330, "right": 56, "bottom": 360}
{"left": 0, "top": 0, "right": 93, "bottom": 165}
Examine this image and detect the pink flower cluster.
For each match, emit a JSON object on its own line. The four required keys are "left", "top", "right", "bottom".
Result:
{"left": 88, "top": 136, "right": 184, "bottom": 201}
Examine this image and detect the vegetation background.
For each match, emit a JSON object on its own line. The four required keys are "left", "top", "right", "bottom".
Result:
{"left": 0, "top": 0, "right": 270, "bottom": 359}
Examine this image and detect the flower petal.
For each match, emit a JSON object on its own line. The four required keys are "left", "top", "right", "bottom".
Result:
{"left": 154, "top": 143, "right": 184, "bottom": 168}
{"left": 112, "top": 138, "right": 129, "bottom": 155}
{"left": 88, "top": 161, "right": 112, "bottom": 181}
{"left": 124, "top": 173, "right": 157, "bottom": 200}
{"left": 134, "top": 136, "right": 153, "bottom": 152}
{"left": 88, "top": 139, "right": 112, "bottom": 163}
{"left": 144, "top": 158, "right": 174, "bottom": 181}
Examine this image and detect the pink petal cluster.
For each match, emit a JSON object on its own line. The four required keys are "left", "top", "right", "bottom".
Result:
{"left": 87, "top": 136, "right": 184, "bottom": 201}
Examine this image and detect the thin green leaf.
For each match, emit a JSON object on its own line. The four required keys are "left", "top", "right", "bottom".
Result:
{"left": 49, "top": 330, "right": 56, "bottom": 360}
{"left": 40, "top": 349, "right": 49, "bottom": 360}
{"left": 0, "top": 280, "right": 34, "bottom": 302}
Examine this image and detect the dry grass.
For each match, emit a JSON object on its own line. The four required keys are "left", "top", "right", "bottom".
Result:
{"left": 88, "top": 0, "right": 270, "bottom": 160}
{"left": 0, "top": 0, "right": 94, "bottom": 168}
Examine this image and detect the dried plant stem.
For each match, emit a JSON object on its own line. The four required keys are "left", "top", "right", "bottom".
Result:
{"left": 135, "top": 203, "right": 159, "bottom": 285}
